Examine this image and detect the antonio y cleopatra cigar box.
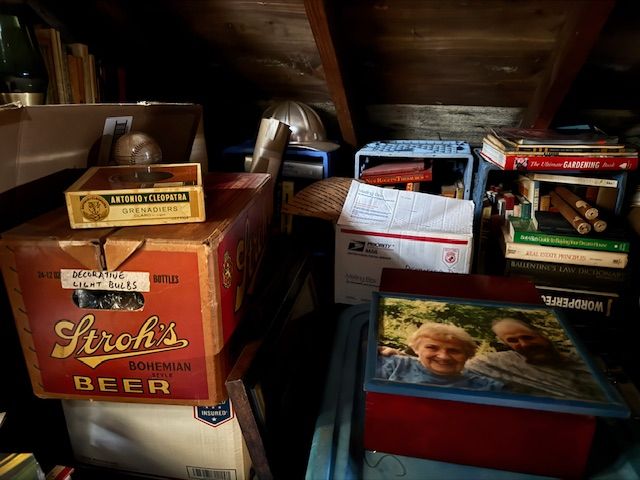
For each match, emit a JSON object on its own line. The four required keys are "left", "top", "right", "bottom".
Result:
{"left": 1, "top": 172, "right": 273, "bottom": 405}
{"left": 64, "top": 163, "right": 205, "bottom": 229}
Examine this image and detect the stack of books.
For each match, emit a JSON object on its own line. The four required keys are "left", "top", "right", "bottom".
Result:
{"left": 34, "top": 25, "right": 97, "bottom": 104}
{"left": 360, "top": 159, "right": 433, "bottom": 191}
{"left": 480, "top": 127, "right": 638, "bottom": 171}
{"left": 500, "top": 209, "right": 630, "bottom": 319}
{"left": 478, "top": 127, "right": 638, "bottom": 320}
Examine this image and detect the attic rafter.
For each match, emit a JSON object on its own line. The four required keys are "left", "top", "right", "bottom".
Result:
{"left": 304, "top": 0, "right": 358, "bottom": 147}
{"left": 521, "top": 0, "right": 615, "bottom": 129}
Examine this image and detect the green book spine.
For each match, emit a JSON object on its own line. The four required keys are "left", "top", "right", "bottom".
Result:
{"left": 510, "top": 226, "right": 630, "bottom": 252}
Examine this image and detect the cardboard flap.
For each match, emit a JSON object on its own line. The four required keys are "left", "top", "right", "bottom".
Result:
{"left": 0, "top": 105, "right": 23, "bottom": 194}
{"left": 103, "top": 238, "right": 145, "bottom": 271}
{"left": 58, "top": 240, "right": 104, "bottom": 270}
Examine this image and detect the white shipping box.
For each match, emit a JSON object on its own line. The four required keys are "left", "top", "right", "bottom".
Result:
{"left": 62, "top": 399, "right": 251, "bottom": 480}
{"left": 335, "top": 181, "right": 474, "bottom": 304}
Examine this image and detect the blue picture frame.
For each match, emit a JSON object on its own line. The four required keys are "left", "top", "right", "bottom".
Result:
{"left": 364, "top": 291, "right": 629, "bottom": 418}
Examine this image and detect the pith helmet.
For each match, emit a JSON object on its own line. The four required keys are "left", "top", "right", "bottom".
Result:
{"left": 262, "top": 100, "right": 339, "bottom": 152}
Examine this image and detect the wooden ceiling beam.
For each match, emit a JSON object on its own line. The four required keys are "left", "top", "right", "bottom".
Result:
{"left": 304, "top": 0, "right": 358, "bottom": 147}
{"left": 520, "top": 0, "right": 615, "bottom": 129}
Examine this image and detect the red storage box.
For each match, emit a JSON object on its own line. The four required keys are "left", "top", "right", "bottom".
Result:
{"left": 364, "top": 290, "right": 628, "bottom": 479}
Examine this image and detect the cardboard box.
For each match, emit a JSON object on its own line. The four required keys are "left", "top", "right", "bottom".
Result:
{"left": 0, "top": 173, "right": 273, "bottom": 405}
{"left": 364, "top": 292, "right": 629, "bottom": 479}
{"left": 0, "top": 102, "right": 208, "bottom": 194}
{"left": 62, "top": 398, "right": 251, "bottom": 480}
{"left": 65, "top": 163, "right": 206, "bottom": 228}
{"left": 334, "top": 181, "right": 474, "bottom": 304}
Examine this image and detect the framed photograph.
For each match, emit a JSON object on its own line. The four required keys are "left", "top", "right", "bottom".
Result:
{"left": 365, "top": 292, "right": 629, "bottom": 417}
{"left": 225, "top": 340, "right": 273, "bottom": 480}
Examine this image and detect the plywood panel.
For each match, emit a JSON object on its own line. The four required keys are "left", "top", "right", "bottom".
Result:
{"left": 336, "top": 0, "right": 586, "bottom": 107}
{"left": 165, "top": 0, "right": 331, "bottom": 102}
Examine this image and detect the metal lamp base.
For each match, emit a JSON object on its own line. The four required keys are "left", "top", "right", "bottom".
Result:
{"left": 0, "top": 92, "right": 45, "bottom": 106}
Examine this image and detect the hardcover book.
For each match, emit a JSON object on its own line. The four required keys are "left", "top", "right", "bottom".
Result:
{"left": 360, "top": 160, "right": 427, "bottom": 176}
{"left": 514, "top": 175, "right": 539, "bottom": 211}
{"left": 536, "top": 285, "right": 620, "bottom": 317}
{"left": 508, "top": 217, "right": 630, "bottom": 252}
{"left": 526, "top": 172, "right": 619, "bottom": 188}
{"left": 360, "top": 161, "right": 433, "bottom": 185}
{"left": 360, "top": 168, "right": 433, "bottom": 185}
{"left": 489, "top": 127, "right": 620, "bottom": 147}
{"left": 500, "top": 224, "right": 628, "bottom": 269}
{"left": 480, "top": 141, "right": 638, "bottom": 171}
{"left": 504, "top": 258, "right": 627, "bottom": 290}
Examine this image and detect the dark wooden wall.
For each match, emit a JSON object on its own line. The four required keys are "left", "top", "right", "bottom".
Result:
{"left": 5, "top": 0, "right": 640, "bottom": 167}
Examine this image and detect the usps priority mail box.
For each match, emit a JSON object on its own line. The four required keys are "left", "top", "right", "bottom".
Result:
{"left": 335, "top": 181, "right": 474, "bottom": 304}
{"left": 62, "top": 399, "right": 251, "bottom": 480}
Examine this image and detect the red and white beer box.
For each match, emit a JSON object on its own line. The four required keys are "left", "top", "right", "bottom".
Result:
{"left": 0, "top": 172, "right": 273, "bottom": 405}
{"left": 63, "top": 398, "right": 251, "bottom": 480}
{"left": 364, "top": 291, "right": 629, "bottom": 479}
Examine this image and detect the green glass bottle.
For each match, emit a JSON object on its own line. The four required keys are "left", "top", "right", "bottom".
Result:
{"left": 0, "top": 13, "right": 48, "bottom": 105}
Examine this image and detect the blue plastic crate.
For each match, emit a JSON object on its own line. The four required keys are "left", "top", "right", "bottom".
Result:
{"left": 305, "top": 304, "right": 640, "bottom": 480}
{"left": 354, "top": 140, "right": 474, "bottom": 199}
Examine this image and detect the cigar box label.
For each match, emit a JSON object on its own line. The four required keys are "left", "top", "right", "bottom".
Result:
{"left": 80, "top": 191, "right": 195, "bottom": 221}
{"left": 80, "top": 195, "right": 110, "bottom": 221}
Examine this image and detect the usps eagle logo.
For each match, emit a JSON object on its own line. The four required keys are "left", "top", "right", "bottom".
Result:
{"left": 443, "top": 248, "right": 459, "bottom": 266}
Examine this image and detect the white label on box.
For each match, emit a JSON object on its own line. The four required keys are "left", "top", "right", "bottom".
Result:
{"left": 60, "top": 269, "right": 150, "bottom": 292}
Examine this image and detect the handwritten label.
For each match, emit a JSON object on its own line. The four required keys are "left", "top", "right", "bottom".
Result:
{"left": 60, "top": 269, "right": 150, "bottom": 292}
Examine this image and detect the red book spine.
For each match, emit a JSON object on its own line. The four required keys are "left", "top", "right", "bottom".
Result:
{"left": 361, "top": 169, "right": 433, "bottom": 185}
{"left": 480, "top": 151, "right": 637, "bottom": 171}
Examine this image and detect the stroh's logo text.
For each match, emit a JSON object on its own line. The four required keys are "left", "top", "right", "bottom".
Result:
{"left": 51, "top": 314, "right": 190, "bottom": 368}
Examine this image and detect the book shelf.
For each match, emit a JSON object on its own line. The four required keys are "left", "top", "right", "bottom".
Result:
{"left": 471, "top": 149, "right": 629, "bottom": 242}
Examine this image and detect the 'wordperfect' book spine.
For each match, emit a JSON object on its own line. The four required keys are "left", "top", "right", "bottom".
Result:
{"left": 536, "top": 285, "right": 619, "bottom": 317}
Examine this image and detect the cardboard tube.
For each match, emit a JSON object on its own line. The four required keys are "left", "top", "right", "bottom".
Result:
{"left": 249, "top": 118, "right": 291, "bottom": 177}
{"left": 549, "top": 191, "right": 592, "bottom": 234}
{"left": 587, "top": 216, "right": 607, "bottom": 233}
{"left": 554, "top": 186, "right": 599, "bottom": 220}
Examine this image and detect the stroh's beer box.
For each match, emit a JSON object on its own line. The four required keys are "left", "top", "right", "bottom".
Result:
{"left": 364, "top": 292, "right": 629, "bottom": 479}
{"left": 0, "top": 173, "right": 273, "bottom": 405}
{"left": 64, "top": 163, "right": 206, "bottom": 229}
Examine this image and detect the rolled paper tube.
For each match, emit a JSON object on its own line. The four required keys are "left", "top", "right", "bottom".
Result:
{"left": 554, "top": 186, "right": 599, "bottom": 220}
{"left": 587, "top": 216, "right": 608, "bottom": 233}
{"left": 249, "top": 118, "right": 291, "bottom": 174}
{"left": 549, "top": 191, "right": 592, "bottom": 234}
